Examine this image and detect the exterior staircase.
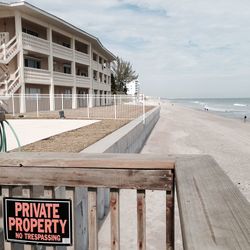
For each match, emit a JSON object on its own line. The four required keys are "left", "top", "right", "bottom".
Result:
{"left": 0, "top": 67, "right": 21, "bottom": 95}
{"left": 0, "top": 32, "right": 21, "bottom": 95}
{"left": 0, "top": 34, "right": 20, "bottom": 64}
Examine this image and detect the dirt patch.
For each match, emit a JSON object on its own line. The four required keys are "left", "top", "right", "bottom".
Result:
{"left": 14, "top": 119, "right": 129, "bottom": 153}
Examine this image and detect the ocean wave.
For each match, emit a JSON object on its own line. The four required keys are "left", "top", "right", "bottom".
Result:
{"left": 204, "top": 106, "right": 236, "bottom": 112}
{"left": 234, "top": 103, "right": 247, "bottom": 107}
{"left": 192, "top": 101, "right": 206, "bottom": 106}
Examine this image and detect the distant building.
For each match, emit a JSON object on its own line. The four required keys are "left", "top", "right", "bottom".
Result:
{"left": 126, "top": 80, "right": 140, "bottom": 96}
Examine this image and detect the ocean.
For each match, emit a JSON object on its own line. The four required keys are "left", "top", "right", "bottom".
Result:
{"left": 171, "top": 98, "right": 250, "bottom": 120}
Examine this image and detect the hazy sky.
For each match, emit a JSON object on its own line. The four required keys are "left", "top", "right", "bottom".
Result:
{"left": 26, "top": 0, "right": 250, "bottom": 98}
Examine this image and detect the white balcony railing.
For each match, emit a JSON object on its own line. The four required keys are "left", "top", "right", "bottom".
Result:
{"left": 53, "top": 71, "right": 74, "bottom": 86}
{"left": 75, "top": 51, "right": 90, "bottom": 65}
{"left": 93, "top": 80, "right": 111, "bottom": 92}
{"left": 103, "top": 66, "right": 111, "bottom": 75}
{"left": 22, "top": 33, "right": 50, "bottom": 55}
{"left": 76, "top": 75, "right": 91, "bottom": 88}
{"left": 92, "top": 61, "right": 99, "bottom": 71}
{"left": 52, "top": 43, "right": 73, "bottom": 61}
{"left": 24, "top": 67, "right": 51, "bottom": 84}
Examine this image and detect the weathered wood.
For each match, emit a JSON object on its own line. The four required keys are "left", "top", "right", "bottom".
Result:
{"left": 166, "top": 170, "right": 174, "bottom": 250}
{"left": 0, "top": 168, "right": 171, "bottom": 190}
{"left": 74, "top": 187, "right": 88, "bottom": 250}
{"left": 0, "top": 152, "right": 175, "bottom": 170}
{"left": 110, "top": 189, "right": 120, "bottom": 250}
{"left": 176, "top": 155, "right": 250, "bottom": 250}
{"left": 22, "top": 187, "right": 32, "bottom": 250}
{"left": 137, "top": 190, "right": 146, "bottom": 250}
{"left": 66, "top": 189, "right": 74, "bottom": 250}
{"left": 54, "top": 186, "right": 66, "bottom": 250}
{"left": 88, "top": 188, "right": 98, "bottom": 250}
{"left": 0, "top": 187, "right": 11, "bottom": 250}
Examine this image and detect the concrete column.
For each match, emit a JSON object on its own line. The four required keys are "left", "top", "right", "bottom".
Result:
{"left": 15, "top": 11, "right": 26, "bottom": 113}
{"left": 48, "top": 26, "right": 55, "bottom": 111}
{"left": 72, "top": 86, "right": 77, "bottom": 109}
{"left": 72, "top": 37, "right": 77, "bottom": 109}
{"left": 89, "top": 43, "right": 94, "bottom": 107}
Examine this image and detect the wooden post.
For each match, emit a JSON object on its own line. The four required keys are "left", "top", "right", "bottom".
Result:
{"left": 110, "top": 189, "right": 120, "bottom": 250}
{"left": 166, "top": 170, "right": 174, "bottom": 250}
{"left": 88, "top": 188, "right": 98, "bottom": 250}
{"left": 137, "top": 190, "right": 146, "bottom": 250}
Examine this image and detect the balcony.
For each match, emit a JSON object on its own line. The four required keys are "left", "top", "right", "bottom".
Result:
{"left": 53, "top": 71, "right": 74, "bottom": 86}
{"left": 76, "top": 75, "right": 91, "bottom": 88}
{"left": 22, "top": 33, "right": 50, "bottom": 55}
{"left": 52, "top": 43, "right": 73, "bottom": 61}
{"left": 24, "top": 67, "right": 51, "bottom": 84}
{"left": 103, "top": 66, "right": 111, "bottom": 75}
{"left": 93, "top": 80, "right": 111, "bottom": 92}
{"left": 75, "top": 51, "right": 90, "bottom": 65}
{"left": 92, "top": 60, "right": 99, "bottom": 71}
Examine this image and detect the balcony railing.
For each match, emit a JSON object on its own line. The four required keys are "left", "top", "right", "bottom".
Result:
{"left": 24, "top": 67, "right": 50, "bottom": 84}
{"left": 76, "top": 75, "right": 91, "bottom": 87}
{"left": 22, "top": 33, "right": 50, "bottom": 55}
{"left": 93, "top": 80, "right": 111, "bottom": 91}
{"left": 75, "top": 51, "right": 90, "bottom": 65}
{"left": 52, "top": 43, "right": 73, "bottom": 61}
{"left": 92, "top": 60, "right": 99, "bottom": 71}
{"left": 53, "top": 71, "right": 74, "bottom": 86}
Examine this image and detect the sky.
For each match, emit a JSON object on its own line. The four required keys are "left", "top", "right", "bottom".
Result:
{"left": 21, "top": 0, "right": 250, "bottom": 98}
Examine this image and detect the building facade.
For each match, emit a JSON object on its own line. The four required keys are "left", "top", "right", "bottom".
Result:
{"left": 0, "top": 1, "right": 115, "bottom": 112}
{"left": 126, "top": 79, "right": 140, "bottom": 96}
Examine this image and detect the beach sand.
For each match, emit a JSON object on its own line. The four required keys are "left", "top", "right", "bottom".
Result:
{"left": 99, "top": 102, "right": 250, "bottom": 249}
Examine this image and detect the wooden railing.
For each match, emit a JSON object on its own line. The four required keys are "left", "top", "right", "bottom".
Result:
{"left": 0, "top": 153, "right": 250, "bottom": 250}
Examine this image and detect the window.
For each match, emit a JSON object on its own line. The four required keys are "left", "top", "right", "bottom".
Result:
{"left": 22, "top": 28, "right": 38, "bottom": 37}
{"left": 63, "top": 64, "right": 71, "bottom": 74}
{"left": 24, "top": 58, "right": 41, "bottom": 69}
{"left": 62, "top": 42, "right": 70, "bottom": 48}
{"left": 93, "top": 53, "right": 97, "bottom": 61}
{"left": 26, "top": 87, "right": 41, "bottom": 94}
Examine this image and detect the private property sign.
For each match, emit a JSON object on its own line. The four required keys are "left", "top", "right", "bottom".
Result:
{"left": 3, "top": 198, "right": 72, "bottom": 245}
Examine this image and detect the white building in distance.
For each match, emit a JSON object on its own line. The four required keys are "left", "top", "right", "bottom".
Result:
{"left": 126, "top": 79, "right": 140, "bottom": 96}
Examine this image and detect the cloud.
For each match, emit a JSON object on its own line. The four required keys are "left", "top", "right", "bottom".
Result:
{"left": 25, "top": 0, "right": 250, "bottom": 97}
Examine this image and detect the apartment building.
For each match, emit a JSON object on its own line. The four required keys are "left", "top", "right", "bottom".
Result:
{"left": 126, "top": 79, "right": 140, "bottom": 96}
{"left": 0, "top": 1, "right": 115, "bottom": 112}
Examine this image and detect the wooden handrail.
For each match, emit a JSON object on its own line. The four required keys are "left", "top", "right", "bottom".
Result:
{"left": 0, "top": 153, "right": 249, "bottom": 249}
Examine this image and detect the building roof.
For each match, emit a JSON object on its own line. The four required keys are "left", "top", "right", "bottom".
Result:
{"left": 0, "top": 1, "right": 116, "bottom": 61}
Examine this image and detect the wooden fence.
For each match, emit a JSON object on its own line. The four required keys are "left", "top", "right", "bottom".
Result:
{"left": 0, "top": 153, "right": 250, "bottom": 250}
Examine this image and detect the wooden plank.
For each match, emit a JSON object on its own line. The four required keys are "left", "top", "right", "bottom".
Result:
{"left": 110, "top": 189, "right": 120, "bottom": 250}
{"left": 66, "top": 189, "right": 74, "bottom": 250}
{"left": 74, "top": 187, "right": 88, "bottom": 250}
{"left": 88, "top": 188, "right": 98, "bottom": 250}
{"left": 0, "top": 168, "right": 171, "bottom": 190}
{"left": 0, "top": 152, "right": 175, "bottom": 170}
{"left": 137, "top": 190, "right": 146, "bottom": 250}
{"left": 10, "top": 186, "right": 24, "bottom": 250}
{"left": 166, "top": 170, "right": 174, "bottom": 250}
{"left": 22, "top": 187, "right": 32, "bottom": 250}
{"left": 54, "top": 187, "right": 66, "bottom": 250}
{"left": 176, "top": 155, "right": 250, "bottom": 250}
{"left": 0, "top": 187, "right": 11, "bottom": 250}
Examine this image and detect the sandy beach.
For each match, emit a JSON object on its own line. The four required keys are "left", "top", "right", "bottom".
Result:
{"left": 99, "top": 101, "right": 250, "bottom": 249}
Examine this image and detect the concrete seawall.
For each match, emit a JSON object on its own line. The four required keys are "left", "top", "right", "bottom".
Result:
{"left": 83, "top": 106, "right": 160, "bottom": 154}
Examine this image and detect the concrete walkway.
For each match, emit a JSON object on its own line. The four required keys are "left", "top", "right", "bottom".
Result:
{"left": 4, "top": 119, "right": 99, "bottom": 151}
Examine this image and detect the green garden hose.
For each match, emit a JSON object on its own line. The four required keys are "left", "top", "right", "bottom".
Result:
{"left": 0, "top": 120, "right": 21, "bottom": 152}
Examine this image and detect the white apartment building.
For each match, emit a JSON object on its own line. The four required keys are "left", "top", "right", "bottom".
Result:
{"left": 126, "top": 79, "right": 140, "bottom": 96}
{"left": 0, "top": 1, "right": 115, "bottom": 113}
